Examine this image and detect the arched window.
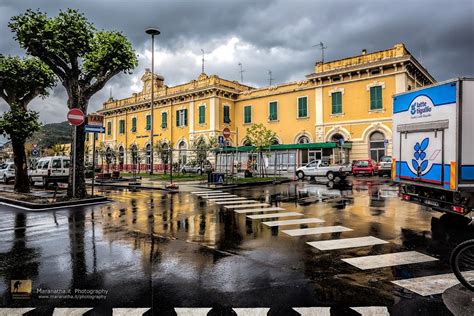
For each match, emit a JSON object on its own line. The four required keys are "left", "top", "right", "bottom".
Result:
{"left": 242, "top": 139, "right": 252, "bottom": 146}
{"left": 369, "top": 131, "right": 386, "bottom": 161}
{"left": 130, "top": 145, "right": 138, "bottom": 165}
{"left": 118, "top": 146, "right": 125, "bottom": 167}
{"left": 271, "top": 137, "right": 280, "bottom": 145}
{"left": 297, "top": 135, "right": 310, "bottom": 144}
{"left": 145, "top": 144, "right": 151, "bottom": 170}
{"left": 331, "top": 133, "right": 345, "bottom": 142}
{"left": 178, "top": 140, "right": 187, "bottom": 164}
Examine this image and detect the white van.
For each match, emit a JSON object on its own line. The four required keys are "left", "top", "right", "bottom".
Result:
{"left": 29, "top": 156, "right": 70, "bottom": 187}
{"left": 0, "top": 162, "right": 15, "bottom": 184}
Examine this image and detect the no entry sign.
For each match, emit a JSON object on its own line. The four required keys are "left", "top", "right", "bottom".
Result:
{"left": 223, "top": 127, "right": 231, "bottom": 139}
{"left": 67, "top": 108, "right": 85, "bottom": 126}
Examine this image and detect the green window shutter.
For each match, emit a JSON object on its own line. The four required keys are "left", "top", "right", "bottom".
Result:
{"left": 269, "top": 102, "right": 277, "bottom": 121}
{"left": 146, "top": 115, "right": 151, "bottom": 130}
{"left": 176, "top": 111, "right": 180, "bottom": 126}
{"left": 119, "top": 120, "right": 125, "bottom": 134}
{"left": 332, "top": 92, "right": 342, "bottom": 114}
{"left": 184, "top": 109, "right": 188, "bottom": 126}
{"left": 244, "top": 106, "right": 251, "bottom": 123}
{"left": 161, "top": 112, "right": 167, "bottom": 128}
{"left": 107, "top": 122, "right": 111, "bottom": 135}
{"left": 298, "top": 97, "right": 308, "bottom": 117}
{"left": 370, "top": 86, "right": 382, "bottom": 110}
{"left": 224, "top": 106, "right": 230, "bottom": 123}
{"left": 131, "top": 117, "right": 137, "bottom": 132}
{"left": 199, "top": 106, "right": 205, "bottom": 124}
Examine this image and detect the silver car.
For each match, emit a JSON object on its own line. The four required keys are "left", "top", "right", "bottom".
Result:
{"left": 0, "top": 162, "right": 15, "bottom": 184}
{"left": 378, "top": 156, "right": 392, "bottom": 176}
{"left": 181, "top": 160, "right": 213, "bottom": 175}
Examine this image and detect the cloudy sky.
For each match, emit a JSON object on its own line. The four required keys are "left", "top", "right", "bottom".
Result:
{"left": 1, "top": 0, "right": 473, "bottom": 125}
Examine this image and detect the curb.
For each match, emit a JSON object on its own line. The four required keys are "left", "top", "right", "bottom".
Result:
{"left": 0, "top": 195, "right": 108, "bottom": 210}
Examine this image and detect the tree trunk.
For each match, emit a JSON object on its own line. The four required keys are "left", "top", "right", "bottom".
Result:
{"left": 11, "top": 138, "right": 30, "bottom": 193}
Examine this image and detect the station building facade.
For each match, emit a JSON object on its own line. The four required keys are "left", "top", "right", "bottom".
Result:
{"left": 91, "top": 43, "right": 435, "bottom": 171}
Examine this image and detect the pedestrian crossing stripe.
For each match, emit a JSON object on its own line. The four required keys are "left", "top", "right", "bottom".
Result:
{"left": 234, "top": 207, "right": 286, "bottom": 214}
{"left": 195, "top": 192, "right": 231, "bottom": 196}
{"left": 208, "top": 197, "right": 247, "bottom": 201}
{"left": 52, "top": 308, "right": 93, "bottom": 316}
{"left": 247, "top": 212, "right": 303, "bottom": 219}
{"left": 391, "top": 271, "right": 474, "bottom": 296}
{"left": 191, "top": 190, "right": 222, "bottom": 194}
{"left": 233, "top": 308, "right": 270, "bottom": 315}
{"left": 201, "top": 194, "right": 238, "bottom": 198}
{"left": 292, "top": 307, "right": 330, "bottom": 316}
{"left": 215, "top": 200, "right": 258, "bottom": 205}
{"left": 307, "top": 236, "right": 389, "bottom": 251}
{"left": 263, "top": 218, "right": 325, "bottom": 227}
{"left": 174, "top": 308, "right": 212, "bottom": 315}
{"left": 224, "top": 203, "right": 270, "bottom": 209}
{"left": 342, "top": 251, "right": 438, "bottom": 270}
{"left": 112, "top": 308, "right": 150, "bottom": 316}
{"left": 282, "top": 226, "right": 353, "bottom": 237}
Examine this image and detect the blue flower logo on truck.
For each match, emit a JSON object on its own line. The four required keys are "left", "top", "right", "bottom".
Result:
{"left": 412, "top": 138, "right": 429, "bottom": 175}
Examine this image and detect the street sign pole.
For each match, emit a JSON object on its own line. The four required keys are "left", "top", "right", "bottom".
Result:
{"left": 72, "top": 125, "right": 77, "bottom": 197}
{"left": 92, "top": 134, "right": 96, "bottom": 196}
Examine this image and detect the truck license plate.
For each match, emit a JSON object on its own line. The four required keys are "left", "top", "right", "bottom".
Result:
{"left": 424, "top": 199, "right": 440, "bottom": 207}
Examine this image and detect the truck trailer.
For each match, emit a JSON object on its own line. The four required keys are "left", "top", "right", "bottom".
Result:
{"left": 392, "top": 78, "right": 474, "bottom": 218}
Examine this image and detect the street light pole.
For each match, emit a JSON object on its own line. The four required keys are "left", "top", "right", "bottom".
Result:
{"left": 145, "top": 27, "right": 160, "bottom": 175}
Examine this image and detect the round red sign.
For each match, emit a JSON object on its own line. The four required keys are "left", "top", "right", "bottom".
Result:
{"left": 67, "top": 108, "right": 85, "bottom": 126}
{"left": 223, "top": 127, "right": 231, "bottom": 139}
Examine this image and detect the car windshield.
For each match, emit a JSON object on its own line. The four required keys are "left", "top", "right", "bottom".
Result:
{"left": 381, "top": 156, "right": 391, "bottom": 162}
{"left": 63, "top": 160, "right": 70, "bottom": 168}
{"left": 0, "top": 164, "right": 6, "bottom": 169}
{"left": 356, "top": 161, "right": 369, "bottom": 167}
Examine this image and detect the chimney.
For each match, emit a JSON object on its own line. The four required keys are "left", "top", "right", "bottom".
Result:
{"left": 362, "top": 49, "right": 367, "bottom": 55}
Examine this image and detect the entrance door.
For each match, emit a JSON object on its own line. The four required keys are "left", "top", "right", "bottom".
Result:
{"left": 309, "top": 150, "right": 322, "bottom": 162}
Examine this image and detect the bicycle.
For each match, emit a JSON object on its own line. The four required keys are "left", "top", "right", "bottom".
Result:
{"left": 450, "top": 239, "right": 474, "bottom": 291}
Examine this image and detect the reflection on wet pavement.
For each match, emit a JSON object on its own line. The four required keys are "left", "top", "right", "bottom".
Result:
{"left": 0, "top": 177, "right": 473, "bottom": 315}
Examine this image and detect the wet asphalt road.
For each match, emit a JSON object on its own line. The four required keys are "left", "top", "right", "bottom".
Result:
{"left": 0, "top": 177, "right": 473, "bottom": 315}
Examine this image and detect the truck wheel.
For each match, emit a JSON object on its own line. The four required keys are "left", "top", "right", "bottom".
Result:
{"left": 327, "top": 171, "right": 335, "bottom": 181}
{"left": 296, "top": 171, "right": 305, "bottom": 180}
{"left": 339, "top": 175, "right": 346, "bottom": 180}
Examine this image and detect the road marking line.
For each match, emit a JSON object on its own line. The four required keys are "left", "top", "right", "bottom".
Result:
{"left": 391, "top": 271, "right": 474, "bottom": 296}
{"left": 224, "top": 203, "right": 270, "bottom": 209}
{"left": 215, "top": 200, "right": 257, "bottom": 205}
{"left": 174, "top": 308, "right": 212, "bottom": 316}
{"left": 233, "top": 308, "right": 270, "bottom": 316}
{"left": 208, "top": 197, "right": 247, "bottom": 202}
{"left": 293, "top": 307, "right": 330, "bottom": 316}
{"left": 350, "top": 306, "right": 390, "bottom": 315}
{"left": 191, "top": 190, "right": 222, "bottom": 194}
{"left": 195, "top": 192, "right": 231, "bottom": 196}
{"left": 234, "top": 207, "right": 285, "bottom": 214}
{"left": 112, "top": 308, "right": 150, "bottom": 316}
{"left": 0, "top": 308, "right": 35, "bottom": 316}
{"left": 263, "top": 218, "right": 325, "bottom": 227}
{"left": 201, "top": 196, "right": 238, "bottom": 200}
{"left": 282, "top": 226, "right": 353, "bottom": 237}
{"left": 307, "top": 236, "right": 389, "bottom": 250}
{"left": 53, "top": 308, "right": 94, "bottom": 316}
{"left": 247, "top": 212, "right": 303, "bottom": 219}
{"left": 342, "top": 251, "right": 438, "bottom": 270}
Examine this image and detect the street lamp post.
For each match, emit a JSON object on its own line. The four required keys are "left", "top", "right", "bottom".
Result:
{"left": 145, "top": 27, "right": 160, "bottom": 175}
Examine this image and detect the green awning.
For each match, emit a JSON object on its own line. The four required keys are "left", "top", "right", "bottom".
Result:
{"left": 216, "top": 142, "right": 352, "bottom": 152}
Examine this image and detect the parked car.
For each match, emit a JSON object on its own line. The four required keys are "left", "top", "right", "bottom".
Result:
{"left": 180, "top": 160, "right": 213, "bottom": 175}
{"left": 0, "top": 162, "right": 15, "bottom": 184}
{"left": 296, "top": 160, "right": 352, "bottom": 180}
{"left": 352, "top": 159, "right": 379, "bottom": 176}
{"left": 378, "top": 156, "right": 392, "bottom": 176}
{"left": 28, "top": 156, "right": 70, "bottom": 187}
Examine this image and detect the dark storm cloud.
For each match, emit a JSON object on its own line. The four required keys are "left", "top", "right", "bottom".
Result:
{"left": 0, "top": 0, "right": 472, "bottom": 124}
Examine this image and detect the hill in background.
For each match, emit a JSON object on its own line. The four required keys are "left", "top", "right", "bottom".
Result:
{"left": 29, "top": 121, "right": 72, "bottom": 148}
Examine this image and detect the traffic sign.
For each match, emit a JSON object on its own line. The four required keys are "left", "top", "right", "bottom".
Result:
{"left": 67, "top": 108, "right": 85, "bottom": 126}
{"left": 384, "top": 139, "right": 389, "bottom": 147}
{"left": 31, "top": 149, "right": 39, "bottom": 157}
{"left": 223, "top": 127, "right": 231, "bottom": 139}
{"left": 87, "top": 113, "right": 104, "bottom": 127}
{"left": 218, "top": 135, "right": 225, "bottom": 147}
{"left": 84, "top": 125, "right": 105, "bottom": 133}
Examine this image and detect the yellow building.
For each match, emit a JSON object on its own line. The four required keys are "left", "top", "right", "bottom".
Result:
{"left": 91, "top": 43, "right": 434, "bottom": 172}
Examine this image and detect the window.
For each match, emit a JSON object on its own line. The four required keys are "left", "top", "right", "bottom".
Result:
{"left": 131, "top": 117, "right": 137, "bottom": 132}
{"left": 370, "top": 86, "right": 383, "bottom": 110}
{"left": 146, "top": 114, "right": 151, "bottom": 130}
{"left": 369, "top": 131, "right": 386, "bottom": 161}
{"left": 198, "top": 105, "right": 206, "bottom": 124}
{"left": 176, "top": 109, "right": 188, "bottom": 127}
{"left": 63, "top": 159, "right": 70, "bottom": 168}
{"left": 297, "top": 135, "right": 310, "bottom": 144}
{"left": 298, "top": 97, "right": 308, "bottom": 118}
{"left": 269, "top": 101, "right": 278, "bottom": 121}
{"left": 42, "top": 161, "right": 49, "bottom": 169}
{"left": 107, "top": 121, "right": 112, "bottom": 135}
{"left": 52, "top": 159, "right": 61, "bottom": 168}
{"left": 331, "top": 92, "right": 342, "bottom": 114}
{"left": 119, "top": 119, "right": 125, "bottom": 134}
{"left": 161, "top": 112, "right": 167, "bottom": 128}
{"left": 223, "top": 105, "right": 231, "bottom": 123}
{"left": 244, "top": 106, "right": 252, "bottom": 124}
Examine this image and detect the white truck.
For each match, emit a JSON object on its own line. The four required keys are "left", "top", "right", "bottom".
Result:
{"left": 296, "top": 160, "right": 352, "bottom": 181}
{"left": 392, "top": 78, "right": 474, "bottom": 217}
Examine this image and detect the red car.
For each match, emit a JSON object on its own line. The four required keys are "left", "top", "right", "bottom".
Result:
{"left": 352, "top": 159, "right": 379, "bottom": 176}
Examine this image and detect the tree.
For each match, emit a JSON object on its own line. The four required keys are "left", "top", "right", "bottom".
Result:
{"left": 9, "top": 9, "right": 138, "bottom": 198}
{"left": 192, "top": 137, "right": 209, "bottom": 171}
{"left": 52, "top": 144, "right": 68, "bottom": 156}
{"left": 155, "top": 140, "right": 170, "bottom": 174}
{"left": 245, "top": 123, "right": 277, "bottom": 177}
{"left": 0, "top": 55, "right": 56, "bottom": 193}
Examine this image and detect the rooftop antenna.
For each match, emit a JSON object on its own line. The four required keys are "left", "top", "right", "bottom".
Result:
{"left": 268, "top": 70, "right": 274, "bottom": 86}
{"left": 312, "top": 42, "right": 327, "bottom": 63}
{"left": 201, "top": 49, "right": 206, "bottom": 73}
{"left": 109, "top": 87, "right": 113, "bottom": 99}
{"left": 238, "top": 62, "right": 245, "bottom": 83}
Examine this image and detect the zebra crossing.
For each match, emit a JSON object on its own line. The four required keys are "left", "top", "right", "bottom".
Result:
{"left": 0, "top": 306, "right": 391, "bottom": 315}
{"left": 190, "top": 188, "right": 465, "bottom": 301}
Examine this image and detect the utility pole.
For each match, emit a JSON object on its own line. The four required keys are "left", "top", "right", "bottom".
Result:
{"left": 238, "top": 62, "right": 245, "bottom": 83}
{"left": 312, "top": 42, "right": 327, "bottom": 63}
{"left": 268, "top": 70, "right": 274, "bottom": 86}
{"left": 201, "top": 49, "right": 205, "bottom": 73}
